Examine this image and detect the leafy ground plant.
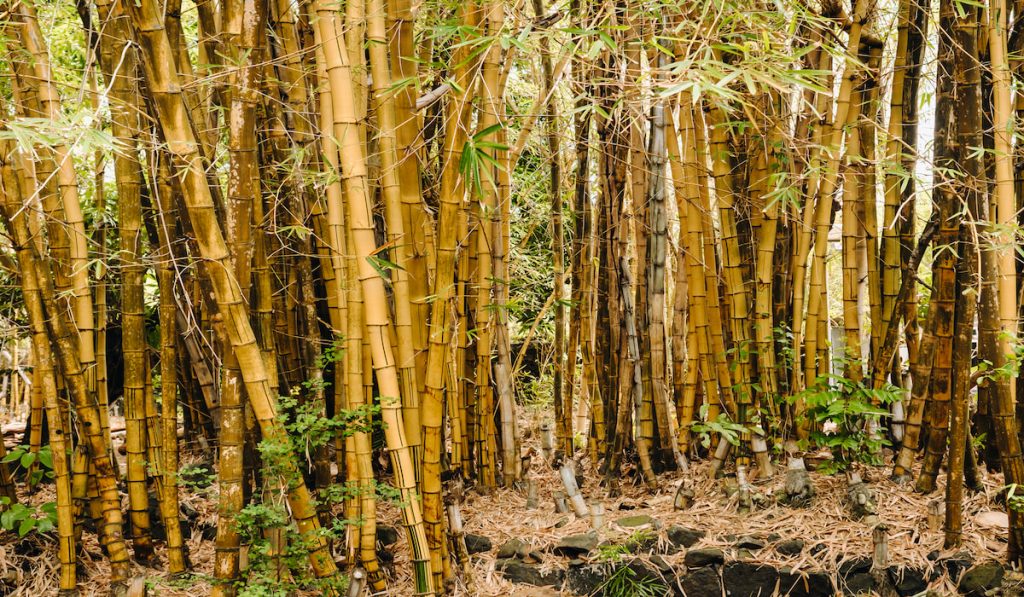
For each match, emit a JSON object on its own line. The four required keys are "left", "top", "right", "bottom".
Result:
{"left": 789, "top": 374, "right": 903, "bottom": 474}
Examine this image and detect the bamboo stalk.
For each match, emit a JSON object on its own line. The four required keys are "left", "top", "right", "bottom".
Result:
{"left": 126, "top": 0, "right": 339, "bottom": 583}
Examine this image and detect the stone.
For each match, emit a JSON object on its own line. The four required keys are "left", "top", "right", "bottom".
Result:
{"left": 626, "top": 533, "right": 659, "bottom": 554}
{"left": 566, "top": 564, "right": 606, "bottom": 595}
{"left": 623, "top": 559, "right": 666, "bottom": 585}
{"left": 180, "top": 501, "right": 201, "bottom": 523}
{"left": 776, "top": 539, "right": 805, "bottom": 556}
{"left": 667, "top": 525, "right": 705, "bottom": 549}
{"left": 616, "top": 514, "right": 657, "bottom": 528}
{"left": 554, "top": 518, "right": 570, "bottom": 529}
{"left": 465, "top": 533, "right": 492, "bottom": 555}
{"left": 958, "top": 561, "right": 1005, "bottom": 597}
{"left": 734, "top": 536, "right": 765, "bottom": 550}
{"left": 376, "top": 525, "right": 400, "bottom": 547}
{"left": 975, "top": 511, "right": 1009, "bottom": 529}
{"left": 553, "top": 531, "right": 598, "bottom": 557}
{"left": 678, "top": 566, "right": 723, "bottom": 597}
{"left": 685, "top": 548, "right": 725, "bottom": 568}
{"left": 496, "top": 559, "right": 565, "bottom": 587}
{"left": 497, "top": 538, "right": 528, "bottom": 559}
{"left": 838, "top": 557, "right": 872, "bottom": 578}
{"left": 942, "top": 551, "right": 974, "bottom": 582}
{"left": 778, "top": 569, "right": 833, "bottom": 597}
{"left": 838, "top": 557, "right": 873, "bottom": 596}
{"left": 841, "top": 573, "right": 874, "bottom": 596}
{"left": 887, "top": 567, "right": 927, "bottom": 597}
{"left": 735, "top": 549, "right": 754, "bottom": 561}
{"left": 722, "top": 561, "right": 779, "bottom": 597}
{"left": 650, "top": 554, "right": 672, "bottom": 573}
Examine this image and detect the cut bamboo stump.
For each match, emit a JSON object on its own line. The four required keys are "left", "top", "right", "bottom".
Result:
{"left": 347, "top": 567, "right": 367, "bottom": 597}
{"left": 872, "top": 524, "right": 888, "bottom": 569}
{"left": 540, "top": 423, "right": 554, "bottom": 463}
{"left": 590, "top": 501, "right": 605, "bottom": 530}
{"left": 560, "top": 465, "right": 589, "bottom": 517}
{"left": 525, "top": 478, "right": 538, "bottom": 510}
{"left": 674, "top": 484, "right": 694, "bottom": 510}
{"left": 553, "top": 491, "right": 568, "bottom": 514}
{"left": 928, "top": 500, "right": 944, "bottom": 533}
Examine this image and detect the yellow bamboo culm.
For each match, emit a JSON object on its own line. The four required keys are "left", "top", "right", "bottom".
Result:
{"left": 0, "top": 143, "right": 76, "bottom": 594}
{"left": 127, "top": 0, "right": 340, "bottom": 585}
{"left": 315, "top": 2, "right": 436, "bottom": 591}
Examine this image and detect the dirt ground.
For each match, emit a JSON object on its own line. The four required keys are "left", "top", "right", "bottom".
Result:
{"left": 4, "top": 410, "right": 1021, "bottom": 596}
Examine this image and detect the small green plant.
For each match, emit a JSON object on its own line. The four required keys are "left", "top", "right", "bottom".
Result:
{"left": 597, "top": 564, "right": 667, "bottom": 597}
{"left": 176, "top": 463, "right": 215, "bottom": 491}
{"left": 594, "top": 529, "right": 657, "bottom": 564}
{"left": 238, "top": 388, "right": 406, "bottom": 596}
{"left": 2, "top": 444, "right": 54, "bottom": 486}
{"left": 517, "top": 371, "right": 554, "bottom": 408}
{"left": 1008, "top": 485, "right": 1024, "bottom": 514}
{"left": 788, "top": 373, "right": 902, "bottom": 474}
{"left": 595, "top": 541, "right": 631, "bottom": 563}
{"left": 267, "top": 391, "right": 381, "bottom": 480}
{"left": 689, "top": 405, "right": 750, "bottom": 449}
{"left": 0, "top": 498, "right": 56, "bottom": 536}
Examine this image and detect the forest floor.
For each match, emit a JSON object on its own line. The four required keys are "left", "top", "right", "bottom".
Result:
{"left": 3, "top": 410, "right": 1023, "bottom": 596}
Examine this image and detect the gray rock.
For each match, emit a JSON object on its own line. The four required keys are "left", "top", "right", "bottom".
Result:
{"left": 464, "top": 533, "right": 492, "bottom": 555}
{"left": 554, "top": 531, "right": 599, "bottom": 557}
{"left": 626, "top": 533, "right": 659, "bottom": 554}
{"left": 776, "top": 539, "right": 805, "bottom": 556}
{"left": 942, "top": 551, "right": 974, "bottom": 581}
{"left": 722, "top": 561, "right": 779, "bottom": 597}
{"left": 616, "top": 514, "right": 658, "bottom": 528}
{"left": 622, "top": 559, "right": 667, "bottom": 586}
{"left": 841, "top": 573, "right": 874, "bottom": 596}
{"left": 734, "top": 536, "right": 765, "bottom": 550}
{"left": 779, "top": 568, "right": 833, "bottom": 597}
{"left": 667, "top": 525, "right": 705, "bottom": 549}
{"left": 685, "top": 548, "right": 725, "bottom": 568}
{"left": 958, "top": 561, "right": 1004, "bottom": 597}
{"left": 497, "top": 538, "right": 528, "bottom": 559}
{"left": 839, "top": 558, "right": 874, "bottom": 596}
{"left": 887, "top": 566, "right": 927, "bottom": 597}
{"left": 495, "top": 559, "right": 565, "bottom": 587}
{"left": 376, "top": 525, "right": 400, "bottom": 547}
{"left": 566, "top": 563, "right": 605, "bottom": 595}
{"left": 198, "top": 522, "right": 216, "bottom": 541}
{"left": 679, "top": 566, "right": 722, "bottom": 597}
{"left": 650, "top": 554, "right": 672, "bottom": 573}
{"left": 838, "top": 557, "right": 872, "bottom": 577}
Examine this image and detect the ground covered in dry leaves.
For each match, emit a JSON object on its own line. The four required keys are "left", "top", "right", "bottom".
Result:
{"left": 5, "top": 413, "right": 1024, "bottom": 596}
